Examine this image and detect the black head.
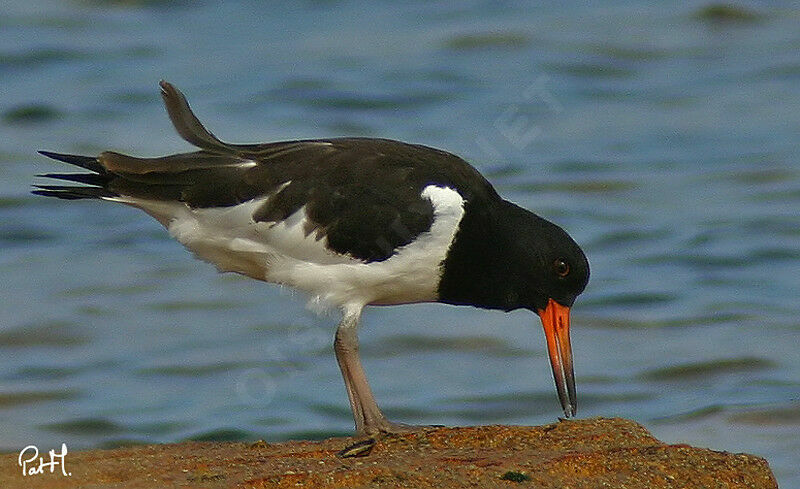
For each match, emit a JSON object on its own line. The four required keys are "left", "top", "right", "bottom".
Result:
{"left": 438, "top": 199, "right": 589, "bottom": 312}
{"left": 506, "top": 203, "right": 590, "bottom": 312}
{"left": 437, "top": 198, "right": 589, "bottom": 418}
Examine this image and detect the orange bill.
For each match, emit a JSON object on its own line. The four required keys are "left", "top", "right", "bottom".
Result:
{"left": 537, "top": 298, "right": 576, "bottom": 417}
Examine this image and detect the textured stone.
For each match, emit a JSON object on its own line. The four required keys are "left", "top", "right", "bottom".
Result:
{"left": 0, "top": 417, "right": 777, "bottom": 489}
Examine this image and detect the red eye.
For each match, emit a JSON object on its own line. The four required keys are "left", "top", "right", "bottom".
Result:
{"left": 554, "top": 259, "right": 570, "bottom": 277}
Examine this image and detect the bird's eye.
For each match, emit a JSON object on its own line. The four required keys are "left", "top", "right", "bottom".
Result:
{"left": 554, "top": 259, "right": 570, "bottom": 277}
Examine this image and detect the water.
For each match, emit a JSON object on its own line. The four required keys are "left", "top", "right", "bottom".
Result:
{"left": 2, "top": 0, "right": 799, "bottom": 485}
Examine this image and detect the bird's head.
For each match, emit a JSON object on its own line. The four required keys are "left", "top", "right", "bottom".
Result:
{"left": 515, "top": 213, "right": 589, "bottom": 419}
{"left": 438, "top": 198, "right": 590, "bottom": 417}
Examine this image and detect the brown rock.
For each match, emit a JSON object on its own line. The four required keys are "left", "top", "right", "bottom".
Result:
{"left": 0, "top": 417, "right": 777, "bottom": 488}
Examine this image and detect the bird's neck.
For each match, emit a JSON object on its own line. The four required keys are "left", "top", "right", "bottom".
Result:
{"left": 437, "top": 199, "right": 531, "bottom": 312}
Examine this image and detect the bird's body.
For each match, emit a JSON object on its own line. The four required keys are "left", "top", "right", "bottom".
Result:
{"left": 138, "top": 182, "right": 463, "bottom": 307}
{"left": 36, "top": 81, "right": 589, "bottom": 435}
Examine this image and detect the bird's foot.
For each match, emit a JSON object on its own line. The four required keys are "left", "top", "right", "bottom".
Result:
{"left": 339, "top": 421, "right": 443, "bottom": 458}
{"left": 359, "top": 419, "right": 442, "bottom": 437}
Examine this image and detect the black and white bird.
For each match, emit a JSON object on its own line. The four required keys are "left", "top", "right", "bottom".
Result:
{"left": 35, "top": 81, "right": 589, "bottom": 436}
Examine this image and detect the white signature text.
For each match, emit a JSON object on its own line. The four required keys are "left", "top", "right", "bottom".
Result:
{"left": 18, "top": 443, "right": 71, "bottom": 477}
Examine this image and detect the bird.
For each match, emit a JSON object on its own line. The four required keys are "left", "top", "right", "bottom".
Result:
{"left": 34, "top": 81, "right": 590, "bottom": 436}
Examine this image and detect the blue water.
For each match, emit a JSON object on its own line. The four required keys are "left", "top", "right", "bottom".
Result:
{"left": 2, "top": 0, "right": 799, "bottom": 485}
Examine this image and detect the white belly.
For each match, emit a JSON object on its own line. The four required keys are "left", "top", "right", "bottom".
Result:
{"left": 108, "top": 185, "right": 465, "bottom": 309}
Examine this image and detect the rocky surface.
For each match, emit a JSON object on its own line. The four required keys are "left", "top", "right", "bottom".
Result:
{"left": 0, "top": 417, "right": 777, "bottom": 488}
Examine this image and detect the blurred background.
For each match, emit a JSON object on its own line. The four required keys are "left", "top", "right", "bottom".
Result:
{"left": 1, "top": 0, "right": 798, "bottom": 485}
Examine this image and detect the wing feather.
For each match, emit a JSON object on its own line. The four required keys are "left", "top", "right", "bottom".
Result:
{"left": 158, "top": 80, "right": 231, "bottom": 153}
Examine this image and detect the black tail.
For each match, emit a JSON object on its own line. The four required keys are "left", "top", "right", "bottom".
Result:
{"left": 34, "top": 151, "right": 115, "bottom": 200}
{"left": 37, "top": 151, "right": 105, "bottom": 173}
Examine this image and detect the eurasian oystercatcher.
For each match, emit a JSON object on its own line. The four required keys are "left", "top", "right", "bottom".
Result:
{"left": 34, "top": 81, "right": 589, "bottom": 435}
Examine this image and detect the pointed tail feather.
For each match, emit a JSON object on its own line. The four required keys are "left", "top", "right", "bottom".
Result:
{"left": 37, "top": 151, "right": 105, "bottom": 173}
{"left": 35, "top": 151, "right": 114, "bottom": 200}
{"left": 37, "top": 172, "right": 107, "bottom": 186}
{"left": 32, "top": 185, "right": 115, "bottom": 200}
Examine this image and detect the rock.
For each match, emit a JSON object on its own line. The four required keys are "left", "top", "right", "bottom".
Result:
{"left": 0, "top": 417, "right": 777, "bottom": 488}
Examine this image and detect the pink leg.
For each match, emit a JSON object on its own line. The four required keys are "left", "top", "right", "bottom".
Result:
{"left": 334, "top": 307, "right": 421, "bottom": 435}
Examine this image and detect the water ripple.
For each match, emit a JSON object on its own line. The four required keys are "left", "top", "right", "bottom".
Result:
{"left": 640, "top": 357, "right": 776, "bottom": 381}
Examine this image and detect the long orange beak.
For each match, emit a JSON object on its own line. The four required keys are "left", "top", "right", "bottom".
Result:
{"left": 537, "top": 298, "right": 576, "bottom": 417}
